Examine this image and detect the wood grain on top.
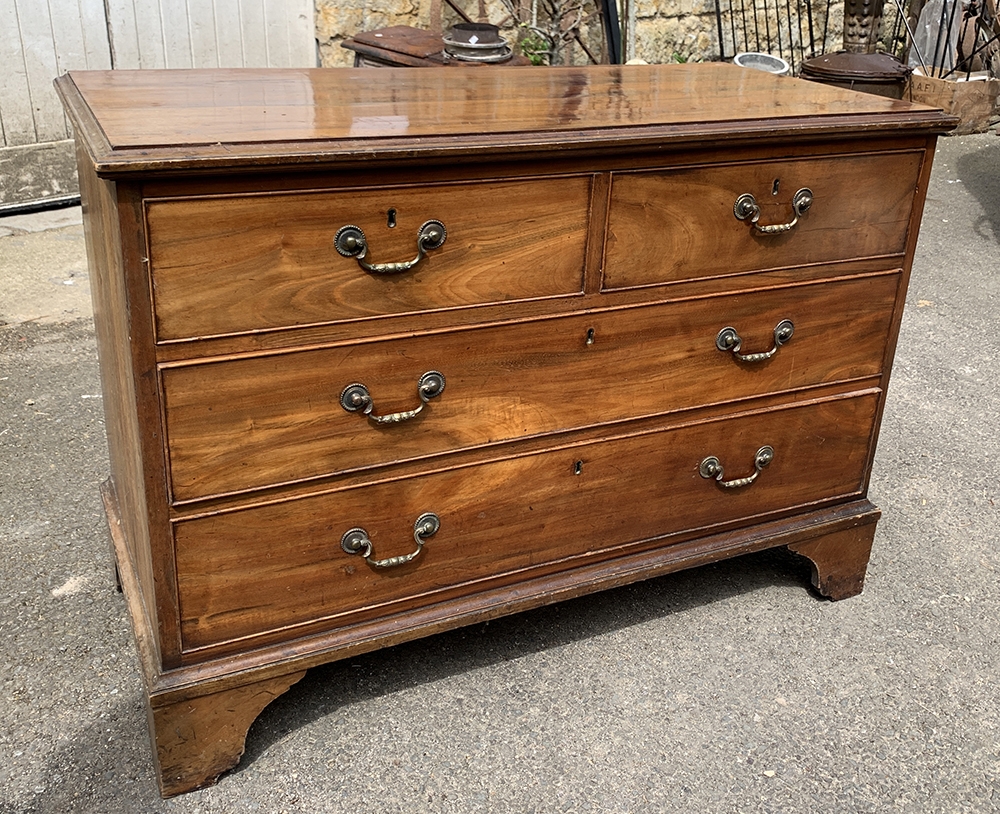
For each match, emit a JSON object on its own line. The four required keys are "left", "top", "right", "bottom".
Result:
{"left": 57, "top": 64, "right": 955, "bottom": 173}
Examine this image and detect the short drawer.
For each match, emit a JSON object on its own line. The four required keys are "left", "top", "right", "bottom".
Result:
{"left": 145, "top": 176, "right": 591, "bottom": 341}
{"left": 161, "top": 274, "right": 898, "bottom": 501}
{"left": 174, "top": 392, "right": 879, "bottom": 656}
{"left": 604, "top": 151, "right": 923, "bottom": 289}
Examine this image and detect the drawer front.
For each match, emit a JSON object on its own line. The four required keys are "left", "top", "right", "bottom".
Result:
{"left": 604, "top": 151, "right": 923, "bottom": 289}
{"left": 174, "top": 393, "right": 879, "bottom": 654}
{"left": 162, "top": 274, "right": 898, "bottom": 501}
{"left": 146, "top": 176, "right": 591, "bottom": 341}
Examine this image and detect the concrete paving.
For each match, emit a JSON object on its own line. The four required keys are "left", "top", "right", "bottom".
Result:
{"left": 1, "top": 132, "right": 998, "bottom": 814}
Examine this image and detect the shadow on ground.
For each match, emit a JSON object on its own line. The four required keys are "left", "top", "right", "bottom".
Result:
{"left": 240, "top": 547, "right": 812, "bottom": 767}
{"left": 956, "top": 142, "right": 1000, "bottom": 243}
{"left": 22, "top": 548, "right": 813, "bottom": 813}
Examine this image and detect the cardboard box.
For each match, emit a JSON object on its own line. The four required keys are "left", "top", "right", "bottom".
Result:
{"left": 907, "top": 70, "right": 1000, "bottom": 135}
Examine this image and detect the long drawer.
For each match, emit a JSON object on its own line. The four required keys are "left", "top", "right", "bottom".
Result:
{"left": 174, "top": 392, "right": 879, "bottom": 657}
{"left": 145, "top": 176, "right": 591, "bottom": 341}
{"left": 162, "top": 274, "right": 898, "bottom": 501}
{"left": 604, "top": 151, "right": 923, "bottom": 289}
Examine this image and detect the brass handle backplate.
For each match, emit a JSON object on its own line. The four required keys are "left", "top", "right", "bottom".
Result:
{"left": 716, "top": 319, "right": 794, "bottom": 363}
{"left": 340, "top": 371, "right": 445, "bottom": 425}
{"left": 334, "top": 220, "right": 447, "bottom": 274}
{"left": 734, "top": 188, "right": 812, "bottom": 234}
{"left": 341, "top": 512, "right": 441, "bottom": 568}
{"left": 700, "top": 445, "right": 774, "bottom": 489}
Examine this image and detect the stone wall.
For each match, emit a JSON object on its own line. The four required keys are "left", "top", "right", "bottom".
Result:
{"left": 633, "top": 0, "right": 720, "bottom": 62}
{"left": 315, "top": 0, "right": 843, "bottom": 68}
{"left": 316, "top": 0, "right": 427, "bottom": 67}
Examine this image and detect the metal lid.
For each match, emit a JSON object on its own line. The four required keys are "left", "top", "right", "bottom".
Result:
{"left": 443, "top": 23, "right": 512, "bottom": 63}
{"left": 800, "top": 51, "right": 911, "bottom": 81}
{"left": 448, "top": 23, "right": 504, "bottom": 45}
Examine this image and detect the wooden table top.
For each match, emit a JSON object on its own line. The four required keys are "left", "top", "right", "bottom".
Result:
{"left": 56, "top": 64, "right": 957, "bottom": 175}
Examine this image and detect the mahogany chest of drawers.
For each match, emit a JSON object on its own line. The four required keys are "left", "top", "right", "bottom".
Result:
{"left": 57, "top": 64, "right": 954, "bottom": 796}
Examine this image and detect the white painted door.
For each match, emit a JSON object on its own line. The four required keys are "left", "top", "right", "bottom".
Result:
{"left": 104, "top": 0, "right": 315, "bottom": 69}
{"left": 0, "top": 0, "right": 315, "bottom": 212}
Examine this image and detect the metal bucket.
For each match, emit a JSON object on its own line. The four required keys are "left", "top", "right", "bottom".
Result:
{"left": 443, "top": 23, "right": 512, "bottom": 63}
{"left": 800, "top": 51, "right": 911, "bottom": 98}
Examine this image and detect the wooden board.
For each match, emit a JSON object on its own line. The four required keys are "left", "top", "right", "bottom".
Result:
{"left": 907, "top": 73, "right": 1000, "bottom": 135}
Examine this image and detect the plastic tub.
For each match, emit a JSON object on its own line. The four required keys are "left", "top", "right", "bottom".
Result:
{"left": 734, "top": 52, "right": 791, "bottom": 75}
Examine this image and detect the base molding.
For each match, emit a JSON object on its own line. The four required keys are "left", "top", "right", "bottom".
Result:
{"left": 151, "top": 671, "right": 306, "bottom": 797}
{"left": 787, "top": 521, "right": 878, "bottom": 600}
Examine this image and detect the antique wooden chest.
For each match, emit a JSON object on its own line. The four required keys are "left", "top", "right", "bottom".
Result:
{"left": 57, "top": 64, "right": 955, "bottom": 796}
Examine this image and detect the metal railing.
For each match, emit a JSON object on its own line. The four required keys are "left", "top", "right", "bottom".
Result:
{"left": 715, "top": 0, "right": 999, "bottom": 79}
{"left": 714, "top": 0, "right": 842, "bottom": 73}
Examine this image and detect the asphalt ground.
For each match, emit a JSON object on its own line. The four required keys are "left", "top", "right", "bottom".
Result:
{"left": 1, "top": 132, "right": 998, "bottom": 813}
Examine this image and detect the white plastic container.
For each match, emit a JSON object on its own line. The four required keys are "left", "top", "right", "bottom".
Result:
{"left": 734, "top": 52, "right": 791, "bottom": 75}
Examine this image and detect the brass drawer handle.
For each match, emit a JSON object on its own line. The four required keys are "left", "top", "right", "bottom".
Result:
{"left": 341, "top": 512, "right": 441, "bottom": 568}
{"left": 734, "top": 188, "right": 812, "bottom": 234}
{"left": 340, "top": 371, "right": 445, "bottom": 425}
{"left": 716, "top": 319, "right": 794, "bottom": 362}
{"left": 700, "top": 445, "right": 774, "bottom": 489}
{"left": 334, "top": 220, "right": 447, "bottom": 274}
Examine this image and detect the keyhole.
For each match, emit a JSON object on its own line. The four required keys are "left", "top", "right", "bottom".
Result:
{"left": 772, "top": 179, "right": 780, "bottom": 195}
{"left": 574, "top": 461, "right": 584, "bottom": 475}
{"left": 586, "top": 328, "right": 595, "bottom": 346}
{"left": 387, "top": 208, "right": 397, "bottom": 228}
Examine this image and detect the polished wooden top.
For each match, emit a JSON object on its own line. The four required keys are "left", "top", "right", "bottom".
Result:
{"left": 56, "top": 64, "right": 955, "bottom": 174}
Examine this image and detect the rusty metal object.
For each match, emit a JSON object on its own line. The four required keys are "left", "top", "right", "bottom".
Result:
{"left": 443, "top": 23, "right": 513, "bottom": 63}
{"left": 844, "top": 0, "right": 887, "bottom": 51}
